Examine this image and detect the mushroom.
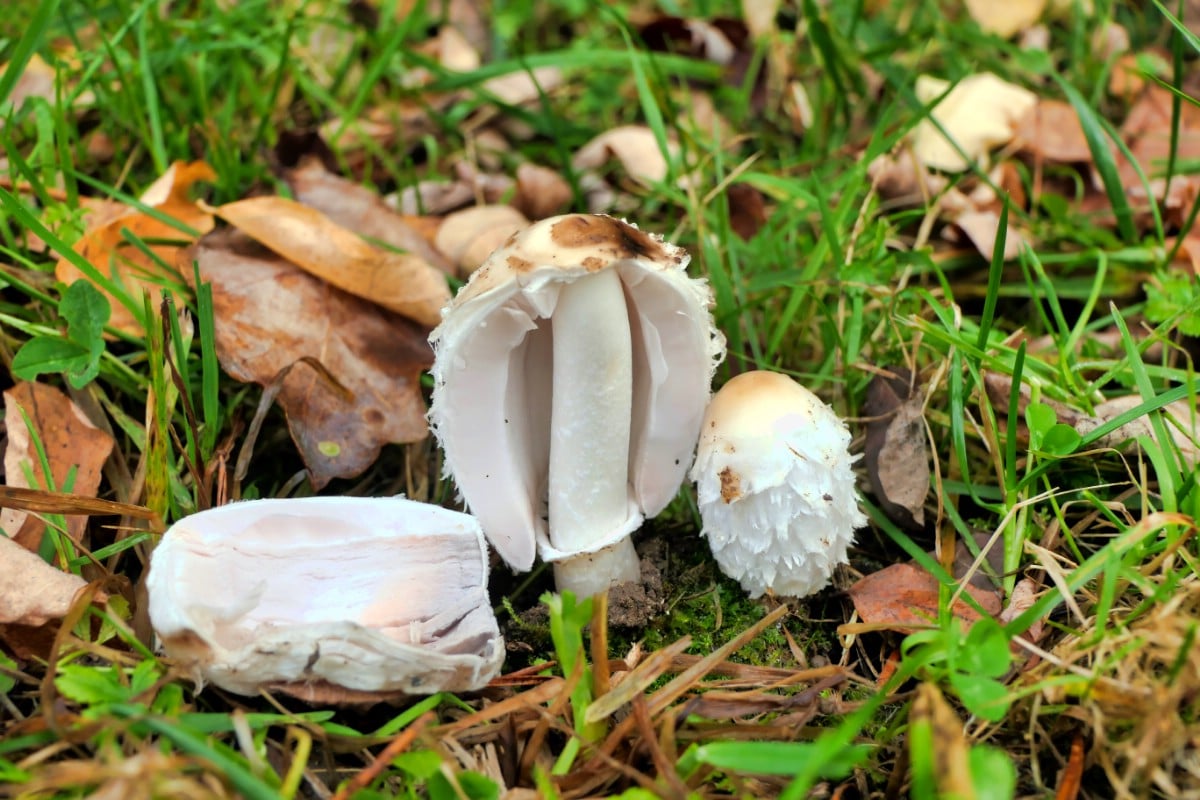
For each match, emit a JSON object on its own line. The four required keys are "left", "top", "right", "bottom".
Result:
{"left": 147, "top": 496, "right": 503, "bottom": 699}
{"left": 428, "top": 214, "right": 724, "bottom": 598}
{"left": 690, "top": 370, "right": 867, "bottom": 598}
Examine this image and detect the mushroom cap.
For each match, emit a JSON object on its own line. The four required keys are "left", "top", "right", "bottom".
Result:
{"left": 429, "top": 213, "right": 724, "bottom": 570}
{"left": 147, "top": 496, "right": 504, "bottom": 697}
{"left": 690, "top": 371, "right": 866, "bottom": 598}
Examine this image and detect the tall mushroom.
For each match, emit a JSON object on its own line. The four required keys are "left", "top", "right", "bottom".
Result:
{"left": 691, "top": 370, "right": 867, "bottom": 598}
{"left": 429, "top": 214, "right": 723, "bottom": 597}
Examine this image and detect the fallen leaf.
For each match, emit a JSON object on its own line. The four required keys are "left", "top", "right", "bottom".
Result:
{"left": 639, "top": 16, "right": 745, "bottom": 66}
{"left": 573, "top": 125, "right": 674, "bottom": 186}
{"left": 868, "top": 148, "right": 949, "bottom": 204}
{"left": 434, "top": 205, "right": 529, "bottom": 275}
{"left": 0, "top": 534, "right": 89, "bottom": 627}
{"left": 1077, "top": 394, "right": 1199, "bottom": 466}
{"left": 1014, "top": 99, "right": 1092, "bottom": 163}
{"left": 208, "top": 196, "right": 450, "bottom": 327}
{"left": 911, "top": 73, "right": 1037, "bottom": 172}
{"left": 512, "top": 163, "right": 574, "bottom": 220}
{"left": 999, "top": 576, "right": 1045, "bottom": 643}
{"left": 863, "top": 370, "right": 930, "bottom": 529}
{"left": 56, "top": 161, "right": 216, "bottom": 336}
{"left": 910, "top": 683, "right": 976, "bottom": 798}
{"left": 1117, "top": 84, "right": 1200, "bottom": 216}
{"left": 726, "top": 184, "right": 769, "bottom": 240}
{"left": 1, "top": 382, "right": 114, "bottom": 551}
{"left": 187, "top": 228, "right": 432, "bottom": 488}
{"left": 389, "top": 177, "right": 477, "bottom": 216}
{"left": 2, "top": 54, "right": 57, "bottom": 116}
{"left": 964, "top": 0, "right": 1046, "bottom": 38}
{"left": 480, "top": 66, "right": 563, "bottom": 107}
{"left": 848, "top": 562, "right": 1002, "bottom": 633}
{"left": 282, "top": 156, "right": 454, "bottom": 274}
{"left": 950, "top": 203, "right": 1026, "bottom": 261}
{"left": 742, "top": 0, "right": 781, "bottom": 39}
{"left": 941, "top": 169, "right": 1028, "bottom": 261}
{"left": 0, "top": 533, "right": 106, "bottom": 660}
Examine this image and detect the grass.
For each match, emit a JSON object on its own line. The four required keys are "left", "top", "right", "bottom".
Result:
{"left": 1, "top": 0, "right": 1199, "bottom": 797}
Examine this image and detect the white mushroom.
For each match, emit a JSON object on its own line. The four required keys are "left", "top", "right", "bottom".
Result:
{"left": 428, "top": 214, "right": 724, "bottom": 598}
{"left": 147, "top": 496, "right": 503, "bottom": 698}
{"left": 690, "top": 370, "right": 867, "bottom": 598}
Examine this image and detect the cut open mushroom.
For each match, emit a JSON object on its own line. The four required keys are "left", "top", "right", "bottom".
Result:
{"left": 429, "top": 214, "right": 724, "bottom": 598}
{"left": 691, "top": 370, "right": 867, "bottom": 598}
{"left": 147, "top": 496, "right": 503, "bottom": 698}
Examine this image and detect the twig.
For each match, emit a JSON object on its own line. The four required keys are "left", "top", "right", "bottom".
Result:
{"left": 331, "top": 711, "right": 435, "bottom": 800}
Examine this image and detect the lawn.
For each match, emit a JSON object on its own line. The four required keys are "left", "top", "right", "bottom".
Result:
{"left": 1, "top": 0, "right": 1198, "bottom": 798}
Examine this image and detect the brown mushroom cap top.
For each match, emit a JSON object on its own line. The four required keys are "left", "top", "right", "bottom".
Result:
{"left": 451, "top": 214, "right": 688, "bottom": 306}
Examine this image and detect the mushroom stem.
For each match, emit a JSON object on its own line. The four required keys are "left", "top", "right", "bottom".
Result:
{"left": 548, "top": 268, "right": 641, "bottom": 595}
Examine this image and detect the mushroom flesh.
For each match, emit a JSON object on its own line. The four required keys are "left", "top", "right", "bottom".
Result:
{"left": 147, "top": 496, "right": 504, "bottom": 697}
{"left": 428, "top": 214, "right": 724, "bottom": 597}
{"left": 691, "top": 370, "right": 867, "bottom": 598}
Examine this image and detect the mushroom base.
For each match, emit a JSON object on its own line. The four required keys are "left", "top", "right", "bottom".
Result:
{"left": 551, "top": 537, "right": 641, "bottom": 599}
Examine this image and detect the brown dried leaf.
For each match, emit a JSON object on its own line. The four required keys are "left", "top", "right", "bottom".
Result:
{"left": 1, "top": 383, "right": 114, "bottom": 551}
{"left": 1014, "top": 99, "right": 1091, "bottom": 163}
{"left": 513, "top": 163, "right": 574, "bottom": 220}
{"left": 863, "top": 370, "right": 929, "bottom": 529}
{"left": 283, "top": 157, "right": 454, "bottom": 274}
{"left": 727, "top": 184, "right": 769, "bottom": 240}
{"left": 848, "top": 563, "right": 1002, "bottom": 633}
{"left": 55, "top": 161, "right": 216, "bottom": 336}
{"left": 188, "top": 228, "right": 432, "bottom": 488}
{"left": 208, "top": 196, "right": 450, "bottom": 327}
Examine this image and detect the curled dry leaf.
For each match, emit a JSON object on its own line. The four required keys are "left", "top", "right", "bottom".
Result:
{"left": 1, "top": 382, "right": 114, "bottom": 550}
{"left": 434, "top": 205, "right": 529, "bottom": 275}
{"left": 573, "top": 125, "right": 675, "bottom": 186}
{"left": 282, "top": 157, "right": 453, "bottom": 274}
{"left": 1118, "top": 85, "right": 1200, "bottom": 215}
{"left": 868, "top": 149, "right": 949, "bottom": 204}
{"left": 186, "top": 228, "right": 432, "bottom": 489}
{"left": 726, "top": 184, "right": 769, "bottom": 240}
{"left": 910, "top": 73, "right": 1037, "bottom": 172}
{"left": 56, "top": 161, "right": 216, "bottom": 336}
{"left": 0, "top": 535, "right": 89, "bottom": 627}
{"left": 910, "top": 683, "right": 976, "bottom": 798}
{"left": 480, "top": 65, "right": 563, "bottom": 107}
{"left": 863, "top": 370, "right": 930, "bottom": 529}
{"left": 848, "top": 562, "right": 1002, "bottom": 633}
{"left": 0, "top": 534, "right": 97, "bottom": 659}
{"left": 1079, "top": 395, "right": 1199, "bottom": 466}
{"left": 513, "top": 163, "right": 574, "bottom": 220}
{"left": 208, "top": 196, "right": 450, "bottom": 327}
{"left": 147, "top": 496, "right": 504, "bottom": 698}
{"left": 964, "top": 0, "right": 1046, "bottom": 38}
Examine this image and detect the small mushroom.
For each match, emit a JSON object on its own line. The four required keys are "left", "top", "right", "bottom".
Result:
{"left": 147, "top": 496, "right": 503, "bottom": 699}
{"left": 690, "top": 371, "right": 867, "bottom": 598}
{"left": 429, "top": 214, "right": 724, "bottom": 598}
